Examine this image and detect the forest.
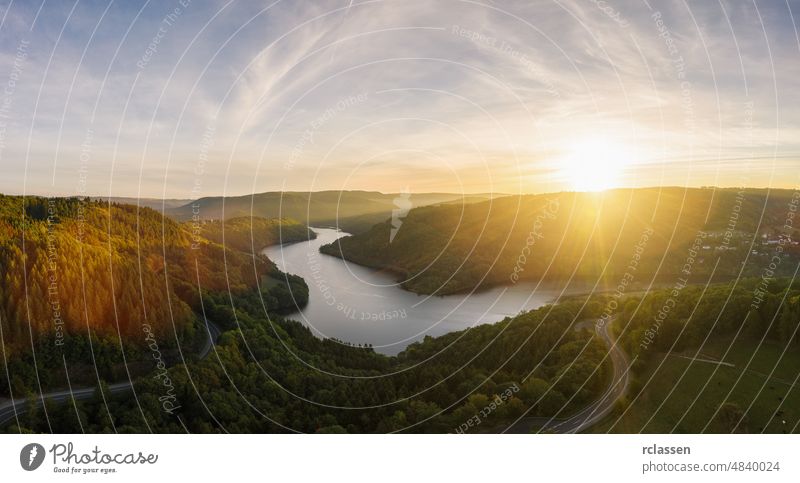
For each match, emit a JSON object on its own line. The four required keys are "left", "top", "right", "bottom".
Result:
{"left": 169, "top": 190, "right": 497, "bottom": 235}
{"left": 616, "top": 278, "right": 800, "bottom": 359}
{"left": 0, "top": 195, "right": 311, "bottom": 395}
{"left": 3, "top": 193, "right": 799, "bottom": 433}
{"left": 605, "top": 278, "right": 800, "bottom": 433}
{"left": 4, "top": 296, "right": 609, "bottom": 433}
{"left": 197, "top": 216, "right": 315, "bottom": 253}
{"left": 321, "top": 188, "right": 800, "bottom": 295}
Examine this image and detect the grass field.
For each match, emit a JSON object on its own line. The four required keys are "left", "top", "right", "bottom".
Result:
{"left": 594, "top": 337, "right": 800, "bottom": 433}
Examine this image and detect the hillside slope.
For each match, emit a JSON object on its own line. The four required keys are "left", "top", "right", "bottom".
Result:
{"left": 197, "top": 216, "right": 315, "bottom": 253}
{"left": 168, "top": 191, "right": 501, "bottom": 234}
{"left": 321, "top": 188, "right": 800, "bottom": 295}
{"left": 0, "top": 196, "right": 309, "bottom": 355}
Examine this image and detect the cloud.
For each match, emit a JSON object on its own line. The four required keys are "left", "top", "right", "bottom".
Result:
{"left": 0, "top": 0, "right": 797, "bottom": 198}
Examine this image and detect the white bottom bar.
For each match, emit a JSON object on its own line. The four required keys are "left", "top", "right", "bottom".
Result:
{"left": 0, "top": 435, "right": 797, "bottom": 482}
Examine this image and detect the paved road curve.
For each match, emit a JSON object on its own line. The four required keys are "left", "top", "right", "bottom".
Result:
{"left": 2, "top": 316, "right": 628, "bottom": 432}
{"left": 504, "top": 316, "right": 631, "bottom": 434}
{"left": 0, "top": 319, "right": 221, "bottom": 427}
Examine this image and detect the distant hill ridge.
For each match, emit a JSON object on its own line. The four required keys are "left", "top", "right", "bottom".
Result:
{"left": 167, "top": 190, "right": 503, "bottom": 234}
{"left": 0, "top": 194, "right": 312, "bottom": 354}
{"left": 320, "top": 187, "right": 800, "bottom": 295}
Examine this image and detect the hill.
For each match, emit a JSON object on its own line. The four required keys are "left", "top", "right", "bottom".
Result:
{"left": 101, "top": 197, "right": 192, "bottom": 211}
{"left": 5, "top": 296, "right": 610, "bottom": 433}
{"left": 321, "top": 187, "right": 800, "bottom": 295}
{"left": 0, "top": 195, "right": 310, "bottom": 357}
{"left": 167, "top": 191, "right": 501, "bottom": 234}
{"left": 196, "top": 216, "right": 315, "bottom": 253}
{"left": 599, "top": 279, "right": 800, "bottom": 433}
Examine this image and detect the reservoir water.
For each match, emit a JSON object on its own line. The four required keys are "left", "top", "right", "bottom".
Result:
{"left": 263, "top": 228, "right": 581, "bottom": 355}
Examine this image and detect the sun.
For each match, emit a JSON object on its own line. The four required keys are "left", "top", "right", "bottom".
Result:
{"left": 558, "top": 137, "right": 634, "bottom": 192}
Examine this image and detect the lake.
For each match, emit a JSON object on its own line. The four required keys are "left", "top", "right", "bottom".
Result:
{"left": 263, "top": 228, "right": 585, "bottom": 355}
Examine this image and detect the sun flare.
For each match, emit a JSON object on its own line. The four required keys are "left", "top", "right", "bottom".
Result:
{"left": 559, "top": 137, "right": 634, "bottom": 192}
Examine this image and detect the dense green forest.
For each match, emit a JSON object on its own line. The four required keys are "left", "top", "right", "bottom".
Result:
{"left": 4, "top": 297, "right": 609, "bottom": 433}
{"left": 12, "top": 275, "right": 799, "bottom": 434}
{"left": 0, "top": 195, "right": 311, "bottom": 395}
{"left": 616, "top": 278, "right": 800, "bottom": 358}
{"left": 197, "top": 216, "right": 315, "bottom": 253}
{"left": 5, "top": 194, "right": 609, "bottom": 434}
{"left": 3, "top": 192, "right": 799, "bottom": 434}
{"left": 169, "top": 191, "right": 498, "bottom": 234}
{"left": 322, "top": 188, "right": 800, "bottom": 295}
{"left": 604, "top": 278, "right": 800, "bottom": 433}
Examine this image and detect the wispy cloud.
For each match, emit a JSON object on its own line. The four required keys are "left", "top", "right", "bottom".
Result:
{"left": 0, "top": 0, "right": 797, "bottom": 198}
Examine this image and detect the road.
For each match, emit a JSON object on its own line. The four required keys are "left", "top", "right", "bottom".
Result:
{"left": 2, "top": 316, "right": 627, "bottom": 432}
{"left": 0, "top": 318, "right": 221, "bottom": 427}
{"left": 505, "top": 316, "right": 630, "bottom": 434}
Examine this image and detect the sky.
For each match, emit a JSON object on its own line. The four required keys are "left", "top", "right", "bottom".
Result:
{"left": 0, "top": 0, "right": 798, "bottom": 199}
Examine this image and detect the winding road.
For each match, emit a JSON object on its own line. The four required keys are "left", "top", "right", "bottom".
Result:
{"left": 2, "top": 312, "right": 628, "bottom": 432}
{"left": 505, "top": 316, "right": 631, "bottom": 434}
{"left": 0, "top": 318, "right": 221, "bottom": 427}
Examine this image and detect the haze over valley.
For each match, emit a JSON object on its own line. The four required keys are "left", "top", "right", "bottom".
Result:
{"left": 1, "top": 0, "right": 798, "bottom": 437}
